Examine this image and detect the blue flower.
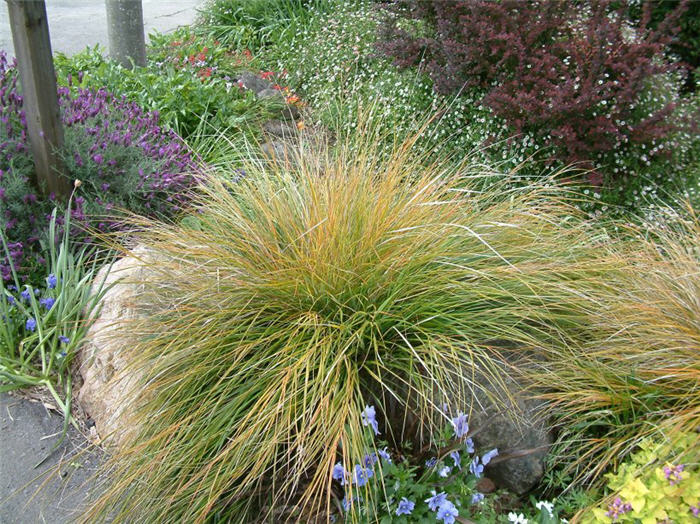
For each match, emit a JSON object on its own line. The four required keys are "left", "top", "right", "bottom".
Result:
{"left": 450, "top": 450, "right": 461, "bottom": 469}
{"left": 40, "top": 297, "right": 55, "bottom": 310}
{"left": 332, "top": 463, "right": 346, "bottom": 485}
{"left": 46, "top": 274, "right": 57, "bottom": 289}
{"left": 465, "top": 437, "right": 475, "bottom": 454}
{"left": 342, "top": 495, "right": 362, "bottom": 512}
{"left": 436, "top": 500, "right": 459, "bottom": 524}
{"left": 396, "top": 497, "right": 415, "bottom": 516}
{"left": 5, "top": 294, "right": 15, "bottom": 305}
{"left": 438, "top": 465, "right": 452, "bottom": 478}
{"left": 59, "top": 335, "right": 70, "bottom": 344}
{"left": 377, "top": 447, "right": 392, "bottom": 463}
{"left": 425, "top": 457, "right": 437, "bottom": 468}
{"left": 471, "top": 492, "right": 484, "bottom": 504}
{"left": 425, "top": 491, "right": 448, "bottom": 512}
{"left": 451, "top": 412, "right": 469, "bottom": 438}
{"left": 363, "top": 453, "right": 378, "bottom": 468}
{"left": 361, "top": 405, "right": 379, "bottom": 435}
{"left": 482, "top": 448, "right": 499, "bottom": 466}
{"left": 353, "top": 464, "right": 373, "bottom": 487}
{"left": 20, "top": 289, "right": 31, "bottom": 302}
{"left": 25, "top": 317, "right": 37, "bottom": 332}
{"left": 469, "top": 456, "right": 484, "bottom": 478}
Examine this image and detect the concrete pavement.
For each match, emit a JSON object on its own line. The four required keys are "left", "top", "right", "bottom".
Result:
{"left": 1, "top": 0, "right": 204, "bottom": 59}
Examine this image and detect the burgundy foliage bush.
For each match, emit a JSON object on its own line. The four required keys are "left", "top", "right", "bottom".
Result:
{"left": 377, "top": 0, "right": 687, "bottom": 178}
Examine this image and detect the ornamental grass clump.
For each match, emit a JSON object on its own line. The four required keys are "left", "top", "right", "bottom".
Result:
{"left": 83, "top": 128, "right": 619, "bottom": 523}
{"left": 527, "top": 209, "right": 700, "bottom": 488}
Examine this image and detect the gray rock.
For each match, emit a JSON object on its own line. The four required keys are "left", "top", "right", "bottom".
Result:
{"left": 282, "top": 103, "right": 301, "bottom": 121}
{"left": 236, "top": 71, "right": 272, "bottom": 94}
{"left": 257, "top": 88, "right": 285, "bottom": 102}
{"left": 260, "top": 141, "right": 291, "bottom": 161}
{"left": 263, "top": 119, "right": 299, "bottom": 138}
{"left": 469, "top": 390, "right": 552, "bottom": 494}
{"left": 457, "top": 352, "right": 552, "bottom": 494}
{"left": 385, "top": 350, "right": 552, "bottom": 495}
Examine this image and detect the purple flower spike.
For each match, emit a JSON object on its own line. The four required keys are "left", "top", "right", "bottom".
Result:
{"left": 605, "top": 497, "right": 633, "bottom": 521}
{"left": 663, "top": 464, "right": 685, "bottom": 485}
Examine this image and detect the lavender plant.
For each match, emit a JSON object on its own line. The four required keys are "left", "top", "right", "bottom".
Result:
{"left": 0, "top": 50, "right": 197, "bottom": 283}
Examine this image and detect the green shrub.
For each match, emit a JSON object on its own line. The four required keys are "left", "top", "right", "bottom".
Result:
{"left": 252, "top": 0, "right": 700, "bottom": 212}
{"left": 582, "top": 432, "right": 700, "bottom": 523}
{"left": 81, "top": 126, "right": 617, "bottom": 522}
{"left": 261, "top": 0, "right": 537, "bottom": 169}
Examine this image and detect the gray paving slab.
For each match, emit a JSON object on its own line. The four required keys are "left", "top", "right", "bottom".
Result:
{"left": 0, "top": 392, "right": 104, "bottom": 524}
{"left": 1, "top": 0, "right": 205, "bottom": 59}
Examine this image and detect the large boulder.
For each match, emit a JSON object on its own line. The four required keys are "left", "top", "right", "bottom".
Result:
{"left": 468, "top": 382, "right": 552, "bottom": 494}
{"left": 77, "top": 245, "right": 157, "bottom": 448}
{"left": 455, "top": 350, "right": 552, "bottom": 495}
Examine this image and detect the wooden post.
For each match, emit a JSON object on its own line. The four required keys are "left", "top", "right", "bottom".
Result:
{"left": 6, "top": 0, "right": 71, "bottom": 200}
{"left": 105, "top": 0, "right": 146, "bottom": 69}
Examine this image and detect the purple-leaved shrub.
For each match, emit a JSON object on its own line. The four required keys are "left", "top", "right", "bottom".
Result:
{"left": 377, "top": 0, "right": 692, "bottom": 185}
{"left": 0, "top": 50, "right": 197, "bottom": 281}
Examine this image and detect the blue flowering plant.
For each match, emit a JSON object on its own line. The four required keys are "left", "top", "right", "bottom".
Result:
{"left": 333, "top": 408, "right": 500, "bottom": 523}
{"left": 0, "top": 196, "right": 111, "bottom": 426}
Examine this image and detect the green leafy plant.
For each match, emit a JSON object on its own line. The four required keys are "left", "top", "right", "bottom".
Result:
{"left": 582, "top": 432, "right": 700, "bottom": 523}
{"left": 53, "top": 41, "right": 272, "bottom": 140}
{"left": 0, "top": 198, "right": 110, "bottom": 426}
{"left": 80, "top": 123, "right": 622, "bottom": 523}
{"left": 246, "top": 0, "right": 700, "bottom": 212}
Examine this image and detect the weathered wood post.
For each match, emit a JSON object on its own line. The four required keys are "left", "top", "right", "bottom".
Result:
{"left": 105, "top": 0, "right": 146, "bottom": 69}
{"left": 6, "top": 0, "right": 71, "bottom": 199}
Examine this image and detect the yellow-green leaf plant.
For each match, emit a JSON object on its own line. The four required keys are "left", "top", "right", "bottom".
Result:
{"left": 583, "top": 431, "right": 700, "bottom": 523}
